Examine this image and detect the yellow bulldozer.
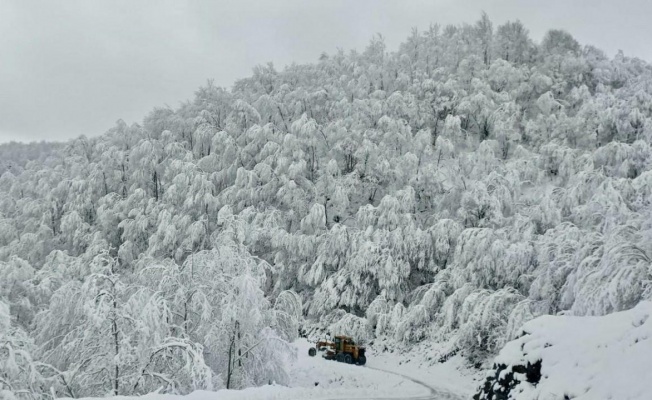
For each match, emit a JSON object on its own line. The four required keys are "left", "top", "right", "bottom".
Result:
{"left": 308, "top": 335, "right": 366, "bottom": 365}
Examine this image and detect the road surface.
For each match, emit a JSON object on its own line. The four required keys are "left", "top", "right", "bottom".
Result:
{"left": 292, "top": 340, "right": 468, "bottom": 400}
{"left": 364, "top": 366, "right": 464, "bottom": 400}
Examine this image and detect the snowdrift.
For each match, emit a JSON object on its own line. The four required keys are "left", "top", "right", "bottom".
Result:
{"left": 475, "top": 301, "right": 652, "bottom": 400}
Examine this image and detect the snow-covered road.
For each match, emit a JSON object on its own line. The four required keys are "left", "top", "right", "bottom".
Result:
{"left": 365, "top": 366, "right": 463, "bottom": 400}
{"left": 70, "top": 340, "right": 471, "bottom": 400}
{"left": 287, "top": 339, "right": 428, "bottom": 399}
{"left": 285, "top": 339, "right": 468, "bottom": 400}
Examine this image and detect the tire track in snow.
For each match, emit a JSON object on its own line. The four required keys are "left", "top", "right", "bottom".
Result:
{"left": 310, "top": 364, "right": 464, "bottom": 400}
{"left": 295, "top": 340, "right": 464, "bottom": 400}
{"left": 364, "top": 366, "right": 463, "bottom": 400}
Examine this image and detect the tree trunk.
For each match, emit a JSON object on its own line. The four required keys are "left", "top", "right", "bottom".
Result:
{"left": 112, "top": 300, "right": 119, "bottom": 395}
{"left": 226, "top": 321, "right": 239, "bottom": 389}
{"left": 324, "top": 198, "right": 330, "bottom": 229}
{"left": 153, "top": 170, "right": 159, "bottom": 201}
{"left": 103, "top": 171, "right": 109, "bottom": 196}
{"left": 121, "top": 164, "right": 127, "bottom": 199}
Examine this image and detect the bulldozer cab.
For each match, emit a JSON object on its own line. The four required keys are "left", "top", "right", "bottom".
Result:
{"left": 334, "top": 336, "right": 352, "bottom": 351}
{"left": 334, "top": 336, "right": 358, "bottom": 354}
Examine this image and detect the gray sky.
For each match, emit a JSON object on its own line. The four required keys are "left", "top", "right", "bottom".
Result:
{"left": 1, "top": 0, "right": 651, "bottom": 143}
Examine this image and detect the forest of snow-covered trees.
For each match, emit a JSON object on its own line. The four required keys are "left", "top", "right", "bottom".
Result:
{"left": 2, "top": 13, "right": 652, "bottom": 399}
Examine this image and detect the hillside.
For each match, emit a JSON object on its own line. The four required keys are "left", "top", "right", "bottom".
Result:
{"left": 2, "top": 14, "right": 652, "bottom": 399}
{"left": 476, "top": 301, "right": 652, "bottom": 399}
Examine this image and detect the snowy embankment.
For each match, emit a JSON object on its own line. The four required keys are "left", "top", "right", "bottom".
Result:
{"left": 67, "top": 338, "right": 475, "bottom": 400}
{"left": 476, "top": 301, "right": 652, "bottom": 400}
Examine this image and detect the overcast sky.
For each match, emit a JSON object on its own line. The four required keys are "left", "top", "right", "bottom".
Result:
{"left": 1, "top": 0, "right": 651, "bottom": 143}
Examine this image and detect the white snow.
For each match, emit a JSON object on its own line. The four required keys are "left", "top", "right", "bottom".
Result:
{"left": 366, "top": 338, "right": 479, "bottom": 398}
{"left": 290, "top": 340, "right": 429, "bottom": 397}
{"left": 288, "top": 339, "right": 428, "bottom": 397}
{"left": 494, "top": 301, "right": 652, "bottom": 400}
{"left": 65, "top": 339, "right": 475, "bottom": 400}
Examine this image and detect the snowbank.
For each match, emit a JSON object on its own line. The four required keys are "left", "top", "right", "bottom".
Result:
{"left": 475, "top": 301, "right": 652, "bottom": 399}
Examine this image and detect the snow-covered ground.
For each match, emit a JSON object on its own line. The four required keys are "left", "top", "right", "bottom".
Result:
{"left": 67, "top": 339, "right": 475, "bottom": 400}
{"left": 366, "top": 339, "right": 479, "bottom": 399}
{"left": 286, "top": 338, "right": 429, "bottom": 398}
{"left": 487, "top": 301, "right": 652, "bottom": 399}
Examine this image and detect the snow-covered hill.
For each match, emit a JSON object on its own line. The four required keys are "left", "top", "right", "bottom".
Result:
{"left": 476, "top": 301, "right": 652, "bottom": 399}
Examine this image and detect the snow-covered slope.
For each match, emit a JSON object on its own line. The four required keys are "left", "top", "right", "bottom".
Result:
{"left": 476, "top": 301, "right": 652, "bottom": 399}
